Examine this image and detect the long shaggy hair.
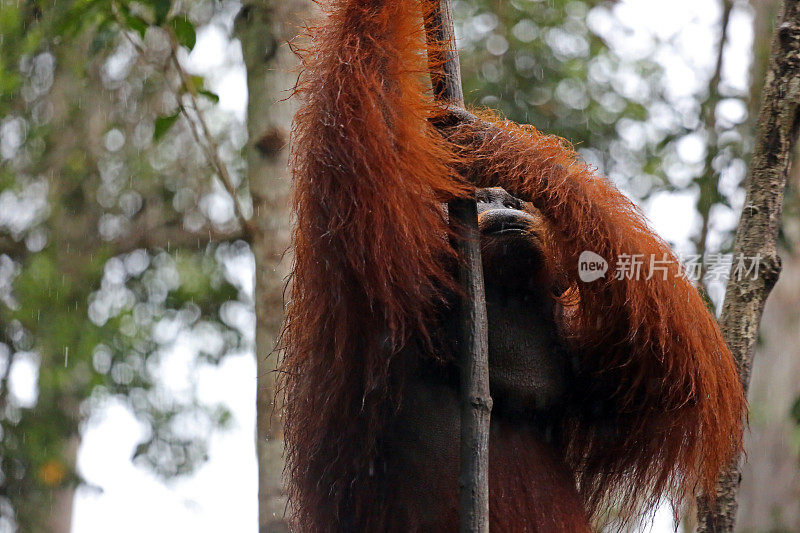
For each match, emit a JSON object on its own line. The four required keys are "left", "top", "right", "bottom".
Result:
{"left": 282, "top": 0, "right": 746, "bottom": 530}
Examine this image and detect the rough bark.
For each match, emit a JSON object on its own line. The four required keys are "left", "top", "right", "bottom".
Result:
{"left": 425, "top": 2, "right": 492, "bottom": 531}
{"left": 450, "top": 198, "right": 492, "bottom": 533}
{"left": 696, "top": 1, "right": 800, "bottom": 531}
{"left": 735, "top": 242, "right": 800, "bottom": 530}
{"left": 748, "top": 0, "right": 783, "bottom": 127}
{"left": 235, "top": 1, "right": 310, "bottom": 531}
{"left": 731, "top": 0, "right": 800, "bottom": 529}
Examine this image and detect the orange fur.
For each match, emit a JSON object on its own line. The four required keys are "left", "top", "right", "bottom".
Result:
{"left": 283, "top": 0, "right": 746, "bottom": 530}
{"left": 445, "top": 116, "right": 745, "bottom": 523}
{"left": 284, "top": 1, "right": 463, "bottom": 529}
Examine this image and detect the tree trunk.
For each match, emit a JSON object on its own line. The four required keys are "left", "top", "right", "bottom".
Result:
{"left": 696, "top": 0, "right": 800, "bottom": 530}
{"left": 46, "top": 437, "right": 79, "bottom": 533}
{"left": 735, "top": 235, "right": 800, "bottom": 530}
{"left": 729, "top": 1, "right": 800, "bottom": 530}
{"left": 236, "top": 1, "right": 311, "bottom": 531}
{"left": 748, "top": 0, "right": 782, "bottom": 126}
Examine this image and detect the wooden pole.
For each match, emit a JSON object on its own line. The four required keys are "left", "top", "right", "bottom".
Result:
{"left": 424, "top": 3, "right": 492, "bottom": 532}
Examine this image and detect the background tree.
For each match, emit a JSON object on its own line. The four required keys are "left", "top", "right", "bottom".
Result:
{"left": 729, "top": 3, "right": 800, "bottom": 532}
{"left": 456, "top": 0, "right": 798, "bottom": 530}
{"left": 1, "top": 1, "right": 255, "bottom": 529}
{"left": 0, "top": 0, "right": 796, "bottom": 531}
{"left": 235, "top": 1, "right": 311, "bottom": 530}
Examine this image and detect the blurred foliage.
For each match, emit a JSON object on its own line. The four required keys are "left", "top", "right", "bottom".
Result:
{"left": 0, "top": 0, "right": 249, "bottom": 529}
{"left": 0, "top": 0, "right": 774, "bottom": 530}
{"left": 457, "top": 0, "right": 656, "bottom": 182}
{"left": 456, "top": 0, "right": 752, "bottom": 243}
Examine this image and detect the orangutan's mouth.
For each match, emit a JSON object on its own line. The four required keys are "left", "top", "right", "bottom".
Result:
{"left": 481, "top": 220, "right": 531, "bottom": 235}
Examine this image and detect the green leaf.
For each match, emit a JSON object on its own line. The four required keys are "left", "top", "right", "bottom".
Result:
{"left": 152, "top": 0, "right": 171, "bottom": 25}
{"left": 187, "top": 75, "right": 204, "bottom": 92}
{"left": 58, "top": 0, "right": 109, "bottom": 36}
{"left": 89, "top": 22, "right": 116, "bottom": 56}
{"left": 198, "top": 89, "right": 219, "bottom": 103}
{"left": 169, "top": 16, "right": 196, "bottom": 51}
{"left": 124, "top": 14, "right": 149, "bottom": 39}
{"left": 153, "top": 112, "right": 180, "bottom": 141}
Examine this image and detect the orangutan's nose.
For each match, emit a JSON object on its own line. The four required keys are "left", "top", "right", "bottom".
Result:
{"left": 478, "top": 210, "right": 536, "bottom": 236}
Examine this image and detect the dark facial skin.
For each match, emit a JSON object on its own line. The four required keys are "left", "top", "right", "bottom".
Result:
{"left": 473, "top": 188, "right": 569, "bottom": 416}
{"left": 476, "top": 187, "right": 532, "bottom": 229}
{"left": 476, "top": 188, "right": 549, "bottom": 293}
{"left": 383, "top": 188, "right": 574, "bottom": 527}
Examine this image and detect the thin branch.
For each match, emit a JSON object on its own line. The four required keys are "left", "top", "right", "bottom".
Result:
{"left": 695, "top": 0, "right": 733, "bottom": 272}
{"left": 697, "top": 1, "right": 800, "bottom": 531}
{"left": 167, "top": 47, "right": 256, "bottom": 238}
{"left": 110, "top": 2, "right": 256, "bottom": 239}
{"left": 110, "top": 3, "right": 149, "bottom": 57}
{"left": 110, "top": 220, "right": 246, "bottom": 256}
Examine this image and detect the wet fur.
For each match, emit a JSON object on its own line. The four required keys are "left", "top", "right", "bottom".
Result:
{"left": 283, "top": 0, "right": 746, "bottom": 530}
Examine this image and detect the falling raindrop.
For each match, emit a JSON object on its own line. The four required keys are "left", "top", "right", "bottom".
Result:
{"left": 64, "top": 347, "right": 69, "bottom": 367}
